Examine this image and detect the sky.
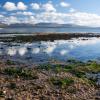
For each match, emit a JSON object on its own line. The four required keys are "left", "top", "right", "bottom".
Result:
{"left": 0, "top": 0, "right": 100, "bottom": 27}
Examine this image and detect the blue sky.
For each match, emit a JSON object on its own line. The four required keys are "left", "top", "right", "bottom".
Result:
{"left": 1, "top": 0, "right": 100, "bottom": 13}
{"left": 0, "top": 0, "right": 100, "bottom": 27}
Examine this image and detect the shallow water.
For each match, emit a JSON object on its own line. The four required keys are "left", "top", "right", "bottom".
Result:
{"left": 0, "top": 37, "right": 100, "bottom": 64}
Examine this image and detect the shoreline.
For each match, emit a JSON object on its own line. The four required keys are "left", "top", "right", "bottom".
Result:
{"left": 0, "top": 32, "right": 100, "bottom": 35}
{"left": 0, "top": 32, "right": 100, "bottom": 42}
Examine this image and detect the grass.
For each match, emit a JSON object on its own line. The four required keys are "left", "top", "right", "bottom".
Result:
{"left": 39, "top": 64, "right": 75, "bottom": 73}
{"left": 39, "top": 61, "right": 100, "bottom": 79}
{"left": 87, "top": 61, "right": 100, "bottom": 72}
{"left": 0, "top": 91, "right": 5, "bottom": 97}
{"left": 72, "top": 70, "right": 85, "bottom": 78}
{"left": 67, "top": 59, "right": 85, "bottom": 66}
{"left": 50, "top": 77, "right": 74, "bottom": 88}
{"left": 39, "top": 64, "right": 51, "bottom": 71}
{"left": 88, "top": 78, "right": 97, "bottom": 86}
{"left": 6, "top": 60, "right": 15, "bottom": 65}
{"left": 39, "top": 62, "right": 98, "bottom": 87}
{"left": 54, "top": 65, "right": 63, "bottom": 73}
{"left": 4, "top": 67, "right": 38, "bottom": 80}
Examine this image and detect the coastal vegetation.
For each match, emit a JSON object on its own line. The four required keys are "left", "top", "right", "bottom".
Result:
{"left": 4, "top": 67, "right": 38, "bottom": 80}
{"left": 0, "top": 59, "right": 100, "bottom": 99}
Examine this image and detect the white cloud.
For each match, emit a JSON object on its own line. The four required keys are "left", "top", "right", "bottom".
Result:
{"left": 0, "top": 15, "right": 5, "bottom": 23}
{"left": 60, "top": 2, "right": 70, "bottom": 7}
{"left": 0, "top": 14, "right": 4, "bottom": 18}
{"left": 3, "top": 2, "right": 27, "bottom": 11}
{"left": 69, "top": 8, "right": 76, "bottom": 13}
{"left": 17, "top": 2, "right": 27, "bottom": 10}
{"left": 35, "top": 11, "right": 64, "bottom": 23}
{"left": 67, "top": 12, "right": 100, "bottom": 27}
{"left": 3, "top": 2, "right": 16, "bottom": 11}
{"left": 22, "top": 12, "right": 33, "bottom": 16}
{"left": 0, "top": 15, "right": 21, "bottom": 24}
{"left": 27, "top": 16, "right": 37, "bottom": 24}
{"left": 2, "top": 2, "right": 100, "bottom": 27}
{"left": 31, "top": 3, "right": 40, "bottom": 10}
{"left": 5, "top": 16, "right": 20, "bottom": 24}
{"left": 35, "top": 11, "right": 100, "bottom": 27}
{"left": 13, "top": 11, "right": 34, "bottom": 16}
{"left": 43, "top": 2, "right": 56, "bottom": 12}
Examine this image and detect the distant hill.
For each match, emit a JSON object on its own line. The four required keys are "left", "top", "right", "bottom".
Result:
{"left": 34, "top": 23, "right": 100, "bottom": 28}
{"left": 8, "top": 23, "right": 80, "bottom": 28}
{"left": 0, "top": 23, "right": 7, "bottom": 28}
{"left": 7, "top": 23, "right": 98, "bottom": 28}
{"left": 7, "top": 23, "right": 35, "bottom": 28}
{"left": 34, "top": 23, "right": 62, "bottom": 27}
{"left": 34, "top": 23, "right": 82, "bottom": 28}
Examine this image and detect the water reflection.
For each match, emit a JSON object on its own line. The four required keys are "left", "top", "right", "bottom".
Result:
{"left": 60, "top": 50, "right": 69, "bottom": 56}
{"left": 44, "top": 45, "right": 56, "bottom": 54}
{"left": 18, "top": 47, "right": 27, "bottom": 56}
{"left": 32, "top": 48, "right": 40, "bottom": 54}
{"left": 0, "top": 37, "right": 100, "bottom": 63}
{"left": 7, "top": 47, "right": 17, "bottom": 56}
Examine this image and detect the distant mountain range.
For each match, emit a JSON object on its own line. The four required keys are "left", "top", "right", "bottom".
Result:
{"left": 0, "top": 23, "right": 7, "bottom": 28}
{"left": 7, "top": 23, "right": 35, "bottom": 27}
{"left": 34, "top": 23, "right": 79, "bottom": 28}
{"left": 6, "top": 23, "right": 86, "bottom": 28}
{"left": 0, "top": 22, "right": 99, "bottom": 28}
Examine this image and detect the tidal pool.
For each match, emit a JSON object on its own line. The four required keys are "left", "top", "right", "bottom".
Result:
{"left": 0, "top": 37, "right": 100, "bottom": 64}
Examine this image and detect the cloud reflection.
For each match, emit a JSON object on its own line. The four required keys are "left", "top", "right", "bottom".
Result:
{"left": 7, "top": 47, "right": 17, "bottom": 56}
{"left": 60, "top": 50, "right": 69, "bottom": 56}
{"left": 71, "top": 37, "right": 100, "bottom": 46}
{"left": 44, "top": 46, "right": 56, "bottom": 54}
{"left": 18, "top": 47, "right": 27, "bottom": 56}
{"left": 32, "top": 48, "right": 40, "bottom": 54}
{"left": 2, "top": 37, "right": 100, "bottom": 61}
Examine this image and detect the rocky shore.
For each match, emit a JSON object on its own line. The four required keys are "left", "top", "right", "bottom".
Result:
{"left": 0, "top": 32, "right": 100, "bottom": 42}
{"left": 0, "top": 59, "right": 100, "bottom": 100}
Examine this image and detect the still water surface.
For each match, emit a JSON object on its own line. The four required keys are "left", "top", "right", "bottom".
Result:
{"left": 0, "top": 37, "right": 100, "bottom": 64}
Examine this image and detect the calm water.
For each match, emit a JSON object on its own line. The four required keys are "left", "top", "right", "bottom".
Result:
{"left": 0, "top": 37, "right": 100, "bottom": 64}
{"left": 0, "top": 27, "right": 100, "bottom": 33}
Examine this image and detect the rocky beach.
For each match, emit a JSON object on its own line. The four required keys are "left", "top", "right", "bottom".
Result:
{"left": 0, "top": 58, "right": 100, "bottom": 100}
